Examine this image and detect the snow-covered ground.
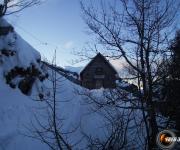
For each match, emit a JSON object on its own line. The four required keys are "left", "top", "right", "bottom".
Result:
{"left": 0, "top": 18, "right": 113, "bottom": 149}
{"left": 0, "top": 68, "right": 109, "bottom": 149}
{"left": 0, "top": 80, "right": 48, "bottom": 150}
{"left": 0, "top": 18, "right": 50, "bottom": 149}
{"left": 0, "top": 18, "right": 143, "bottom": 149}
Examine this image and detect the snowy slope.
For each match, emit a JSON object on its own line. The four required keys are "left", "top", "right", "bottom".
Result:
{"left": 0, "top": 18, "right": 109, "bottom": 149}
{"left": 0, "top": 18, "right": 142, "bottom": 149}
{"left": 0, "top": 18, "right": 50, "bottom": 149}
{"left": 0, "top": 80, "right": 48, "bottom": 150}
{"left": 0, "top": 19, "right": 41, "bottom": 69}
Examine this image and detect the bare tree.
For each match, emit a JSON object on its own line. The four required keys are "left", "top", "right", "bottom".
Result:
{"left": 24, "top": 54, "right": 73, "bottom": 150}
{"left": 75, "top": 86, "right": 146, "bottom": 149}
{"left": 0, "top": 0, "right": 41, "bottom": 17}
{"left": 80, "top": 0, "right": 180, "bottom": 149}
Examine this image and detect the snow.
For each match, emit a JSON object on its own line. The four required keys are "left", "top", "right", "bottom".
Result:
{"left": 0, "top": 18, "right": 49, "bottom": 149}
{"left": 38, "top": 70, "right": 110, "bottom": 148}
{"left": 0, "top": 18, "right": 143, "bottom": 149}
{"left": 15, "top": 34, "right": 41, "bottom": 68}
{"left": 0, "top": 33, "right": 40, "bottom": 70}
{"left": 64, "top": 66, "right": 83, "bottom": 74}
{"left": 0, "top": 73, "right": 111, "bottom": 149}
{"left": 0, "top": 80, "right": 48, "bottom": 150}
{"left": 0, "top": 17, "right": 108, "bottom": 148}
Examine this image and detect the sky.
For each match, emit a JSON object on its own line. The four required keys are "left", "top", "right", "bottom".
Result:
{"left": 5, "top": 0, "right": 179, "bottom": 71}
{"left": 6, "top": 0, "right": 91, "bottom": 68}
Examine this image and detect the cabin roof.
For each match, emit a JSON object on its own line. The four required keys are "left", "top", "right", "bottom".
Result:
{"left": 80, "top": 53, "right": 118, "bottom": 76}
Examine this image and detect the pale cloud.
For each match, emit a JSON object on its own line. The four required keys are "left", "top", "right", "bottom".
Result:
{"left": 110, "top": 59, "right": 126, "bottom": 72}
{"left": 110, "top": 59, "right": 127, "bottom": 74}
{"left": 63, "top": 41, "right": 74, "bottom": 49}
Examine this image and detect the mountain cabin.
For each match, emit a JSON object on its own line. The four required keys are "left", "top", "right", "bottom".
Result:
{"left": 80, "top": 53, "right": 119, "bottom": 89}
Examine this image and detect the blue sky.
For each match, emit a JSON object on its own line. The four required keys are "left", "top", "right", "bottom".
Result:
{"left": 6, "top": 0, "right": 90, "bottom": 67}
{"left": 5, "top": 0, "right": 179, "bottom": 70}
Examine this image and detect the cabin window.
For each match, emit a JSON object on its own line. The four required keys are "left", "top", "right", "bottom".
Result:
{"left": 95, "top": 67, "right": 104, "bottom": 75}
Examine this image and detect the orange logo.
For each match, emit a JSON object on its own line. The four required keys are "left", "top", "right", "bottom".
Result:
{"left": 156, "top": 130, "right": 176, "bottom": 149}
{"left": 159, "top": 133, "right": 172, "bottom": 145}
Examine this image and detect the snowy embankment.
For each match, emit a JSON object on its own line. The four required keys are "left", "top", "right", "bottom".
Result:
{"left": 0, "top": 18, "right": 143, "bottom": 149}
{"left": 0, "top": 81, "right": 48, "bottom": 150}
{"left": 0, "top": 18, "right": 112, "bottom": 149}
{"left": 0, "top": 18, "right": 49, "bottom": 149}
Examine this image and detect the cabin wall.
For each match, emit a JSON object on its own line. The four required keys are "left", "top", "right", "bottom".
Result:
{"left": 81, "top": 57, "right": 117, "bottom": 89}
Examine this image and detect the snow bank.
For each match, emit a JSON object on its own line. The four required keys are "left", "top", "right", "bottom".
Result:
{"left": 0, "top": 18, "right": 142, "bottom": 149}
{"left": 0, "top": 80, "right": 48, "bottom": 150}
{"left": 0, "top": 18, "right": 49, "bottom": 149}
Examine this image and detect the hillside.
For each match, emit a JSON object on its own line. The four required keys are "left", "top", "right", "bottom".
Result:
{"left": 0, "top": 18, "right": 141, "bottom": 149}
{"left": 0, "top": 18, "right": 109, "bottom": 149}
{"left": 0, "top": 18, "right": 49, "bottom": 149}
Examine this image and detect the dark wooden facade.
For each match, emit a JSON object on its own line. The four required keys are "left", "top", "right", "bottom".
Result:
{"left": 80, "top": 53, "right": 118, "bottom": 89}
